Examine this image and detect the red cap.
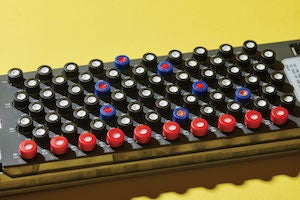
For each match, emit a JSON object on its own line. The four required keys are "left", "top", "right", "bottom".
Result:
{"left": 270, "top": 106, "right": 289, "bottom": 125}
{"left": 190, "top": 118, "right": 208, "bottom": 137}
{"left": 162, "top": 121, "right": 181, "bottom": 140}
{"left": 50, "top": 136, "right": 69, "bottom": 155}
{"left": 106, "top": 128, "right": 125, "bottom": 147}
{"left": 244, "top": 110, "right": 263, "bottom": 129}
{"left": 19, "top": 140, "right": 37, "bottom": 159}
{"left": 218, "top": 114, "right": 236, "bottom": 132}
{"left": 78, "top": 132, "right": 97, "bottom": 152}
{"left": 134, "top": 124, "right": 152, "bottom": 144}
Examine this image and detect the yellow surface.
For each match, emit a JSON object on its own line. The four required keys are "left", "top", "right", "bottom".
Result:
{"left": 134, "top": 176, "right": 300, "bottom": 200}
{"left": 0, "top": 0, "right": 300, "bottom": 199}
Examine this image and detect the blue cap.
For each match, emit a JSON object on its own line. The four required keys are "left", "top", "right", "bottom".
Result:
{"left": 100, "top": 104, "right": 116, "bottom": 122}
{"left": 157, "top": 61, "right": 173, "bottom": 76}
{"left": 94, "top": 80, "right": 110, "bottom": 97}
{"left": 115, "top": 55, "right": 130, "bottom": 70}
{"left": 192, "top": 81, "right": 208, "bottom": 96}
{"left": 172, "top": 107, "right": 189, "bottom": 124}
{"left": 235, "top": 87, "right": 251, "bottom": 103}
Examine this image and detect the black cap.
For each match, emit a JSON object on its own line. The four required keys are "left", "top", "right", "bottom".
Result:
{"left": 210, "top": 55, "right": 225, "bottom": 71}
{"left": 84, "top": 93, "right": 100, "bottom": 115}
{"left": 117, "top": 115, "right": 134, "bottom": 135}
{"left": 24, "top": 78, "right": 40, "bottom": 94}
{"left": 155, "top": 98, "right": 172, "bottom": 118}
{"left": 218, "top": 44, "right": 234, "bottom": 58}
{"left": 28, "top": 100, "right": 45, "bottom": 120}
{"left": 132, "top": 65, "right": 148, "bottom": 82}
{"left": 243, "top": 40, "right": 257, "bottom": 55}
{"left": 73, "top": 107, "right": 90, "bottom": 128}
{"left": 253, "top": 63, "right": 268, "bottom": 76}
{"left": 193, "top": 46, "right": 207, "bottom": 61}
{"left": 37, "top": 65, "right": 53, "bottom": 82}
{"left": 56, "top": 96, "right": 72, "bottom": 118}
{"left": 61, "top": 121, "right": 78, "bottom": 139}
{"left": 111, "top": 90, "right": 127, "bottom": 109}
{"left": 226, "top": 65, "right": 242, "bottom": 81}
{"left": 145, "top": 111, "right": 161, "bottom": 132}
{"left": 39, "top": 87, "right": 56, "bottom": 107}
{"left": 262, "top": 84, "right": 277, "bottom": 101}
{"left": 184, "top": 58, "right": 199, "bottom": 74}
{"left": 45, "top": 111, "right": 62, "bottom": 132}
{"left": 261, "top": 49, "right": 276, "bottom": 64}
{"left": 13, "top": 90, "right": 29, "bottom": 108}
{"left": 33, "top": 125, "right": 49, "bottom": 143}
{"left": 218, "top": 77, "right": 233, "bottom": 93}
{"left": 183, "top": 93, "right": 199, "bottom": 112}
{"left": 127, "top": 101, "right": 144, "bottom": 120}
{"left": 68, "top": 84, "right": 84, "bottom": 104}
{"left": 17, "top": 115, "right": 34, "bottom": 134}
{"left": 148, "top": 74, "right": 164, "bottom": 93}
{"left": 244, "top": 74, "right": 260, "bottom": 91}
{"left": 253, "top": 97, "right": 270, "bottom": 117}
{"left": 226, "top": 101, "right": 243, "bottom": 118}
{"left": 280, "top": 94, "right": 296, "bottom": 112}
{"left": 90, "top": 117, "right": 106, "bottom": 137}
{"left": 78, "top": 71, "right": 94, "bottom": 89}
{"left": 121, "top": 77, "right": 137, "bottom": 97}
{"left": 166, "top": 84, "right": 181, "bottom": 102}
{"left": 270, "top": 71, "right": 285, "bottom": 87}
{"left": 8, "top": 68, "right": 24, "bottom": 85}
{"left": 64, "top": 62, "right": 79, "bottom": 79}
{"left": 175, "top": 71, "right": 191, "bottom": 89}
{"left": 235, "top": 52, "right": 250, "bottom": 68}
{"left": 89, "top": 59, "right": 104, "bottom": 75}
{"left": 105, "top": 68, "right": 121, "bottom": 85}
{"left": 138, "top": 87, "right": 154, "bottom": 106}
{"left": 167, "top": 50, "right": 183, "bottom": 65}
{"left": 201, "top": 68, "right": 216, "bottom": 84}
{"left": 200, "top": 104, "right": 216, "bottom": 121}
{"left": 142, "top": 53, "right": 157, "bottom": 68}
{"left": 52, "top": 74, "right": 68, "bottom": 93}
{"left": 209, "top": 91, "right": 225, "bottom": 108}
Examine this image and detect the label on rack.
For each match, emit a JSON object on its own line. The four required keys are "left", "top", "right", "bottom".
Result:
{"left": 282, "top": 56, "right": 300, "bottom": 102}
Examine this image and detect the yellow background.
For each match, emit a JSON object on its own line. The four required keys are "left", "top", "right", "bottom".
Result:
{"left": 1, "top": 0, "right": 300, "bottom": 199}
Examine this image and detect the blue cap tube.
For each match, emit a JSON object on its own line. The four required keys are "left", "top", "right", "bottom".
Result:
{"left": 172, "top": 107, "right": 189, "bottom": 124}
{"left": 235, "top": 87, "right": 251, "bottom": 103}
{"left": 157, "top": 61, "right": 173, "bottom": 77}
{"left": 192, "top": 81, "right": 208, "bottom": 96}
{"left": 115, "top": 55, "right": 130, "bottom": 70}
{"left": 94, "top": 80, "right": 111, "bottom": 97}
{"left": 100, "top": 104, "right": 116, "bottom": 122}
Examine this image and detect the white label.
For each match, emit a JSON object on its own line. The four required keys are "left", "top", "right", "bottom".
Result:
{"left": 282, "top": 56, "right": 300, "bottom": 102}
